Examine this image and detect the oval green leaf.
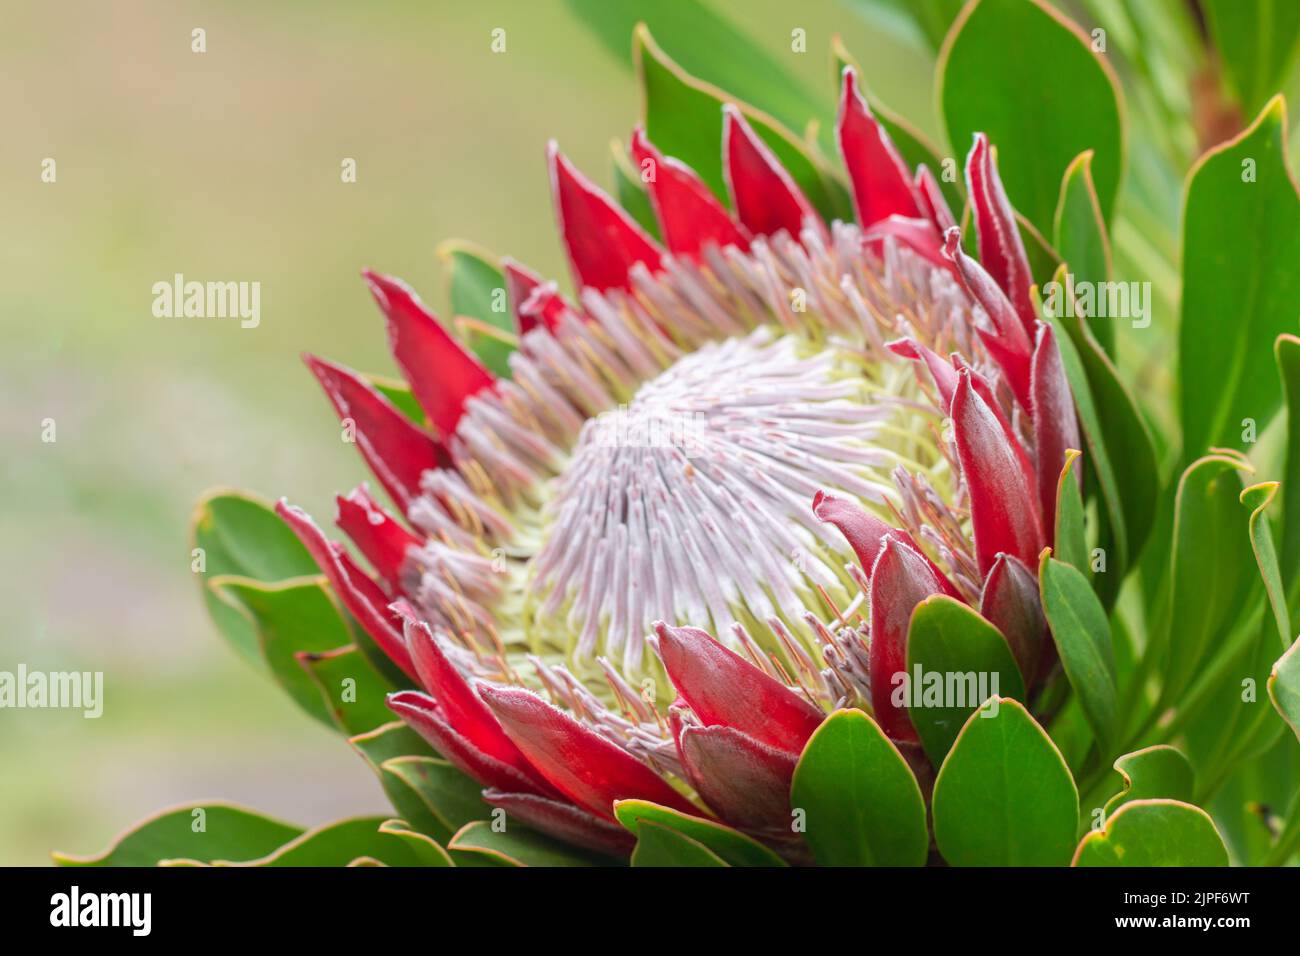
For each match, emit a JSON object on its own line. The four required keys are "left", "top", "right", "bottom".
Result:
{"left": 790, "top": 708, "right": 928, "bottom": 867}
{"left": 631, "top": 821, "right": 729, "bottom": 867}
{"left": 932, "top": 697, "right": 1079, "bottom": 866}
{"left": 1072, "top": 799, "right": 1229, "bottom": 866}
{"left": 1101, "top": 745, "right": 1195, "bottom": 818}
{"left": 190, "top": 489, "right": 319, "bottom": 669}
{"left": 939, "top": 0, "right": 1124, "bottom": 233}
{"left": 1052, "top": 151, "right": 1113, "bottom": 354}
{"left": 905, "top": 596, "right": 1026, "bottom": 765}
{"left": 1178, "top": 97, "right": 1300, "bottom": 457}
{"left": 1038, "top": 551, "right": 1119, "bottom": 749}
{"left": 613, "top": 799, "right": 785, "bottom": 867}
{"left": 53, "top": 802, "right": 303, "bottom": 867}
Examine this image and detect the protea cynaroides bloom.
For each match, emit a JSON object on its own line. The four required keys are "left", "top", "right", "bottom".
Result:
{"left": 275, "top": 67, "right": 1081, "bottom": 861}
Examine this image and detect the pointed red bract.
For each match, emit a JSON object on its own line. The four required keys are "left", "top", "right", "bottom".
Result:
{"left": 951, "top": 371, "right": 1045, "bottom": 575}
{"left": 942, "top": 228, "right": 1034, "bottom": 410}
{"left": 966, "top": 134, "right": 1035, "bottom": 337}
{"left": 303, "top": 353, "right": 446, "bottom": 511}
{"left": 502, "top": 258, "right": 569, "bottom": 334}
{"left": 887, "top": 338, "right": 960, "bottom": 406}
{"left": 653, "top": 621, "right": 824, "bottom": 754}
{"left": 1030, "top": 322, "right": 1082, "bottom": 534}
{"left": 837, "top": 67, "right": 923, "bottom": 227}
{"left": 335, "top": 485, "right": 420, "bottom": 592}
{"left": 549, "top": 142, "right": 664, "bottom": 293}
{"left": 949, "top": 353, "right": 1038, "bottom": 496}
{"left": 478, "top": 684, "right": 698, "bottom": 819}
{"left": 630, "top": 127, "right": 750, "bottom": 259}
{"left": 869, "top": 535, "right": 946, "bottom": 743}
{"left": 363, "top": 269, "right": 495, "bottom": 440}
{"left": 396, "top": 612, "right": 552, "bottom": 791}
{"left": 387, "top": 690, "right": 551, "bottom": 796}
{"left": 275, "top": 499, "right": 418, "bottom": 679}
{"left": 481, "top": 789, "right": 635, "bottom": 857}
{"left": 723, "top": 105, "right": 823, "bottom": 239}
{"left": 915, "top": 164, "right": 956, "bottom": 232}
{"left": 980, "top": 553, "right": 1046, "bottom": 681}
{"left": 677, "top": 724, "right": 796, "bottom": 832}
{"left": 812, "top": 490, "right": 961, "bottom": 599}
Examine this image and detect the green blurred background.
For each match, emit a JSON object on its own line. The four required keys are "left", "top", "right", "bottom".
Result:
{"left": 1, "top": 0, "right": 933, "bottom": 866}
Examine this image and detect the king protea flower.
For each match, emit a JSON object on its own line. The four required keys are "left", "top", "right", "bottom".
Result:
{"left": 275, "top": 67, "right": 1080, "bottom": 860}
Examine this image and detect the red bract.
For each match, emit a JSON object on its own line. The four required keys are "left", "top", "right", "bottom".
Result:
{"left": 966, "top": 134, "right": 1036, "bottom": 338}
{"left": 334, "top": 485, "right": 420, "bottom": 592}
{"left": 549, "top": 141, "right": 664, "bottom": 292}
{"left": 723, "top": 105, "right": 823, "bottom": 239}
{"left": 276, "top": 499, "right": 417, "bottom": 680}
{"left": 630, "top": 127, "right": 751, "bottom": 259}
{"left": 501, "top": 257, "right": 569, "bottom": 334}
{"left": 477, "top": 684, "right": 698, "bottom": 819}
{"left": 837, "top": 67, "right": 923, "bottom": 226}
{"left": 363, "top": 270, "right": 495, "bottom": 439}
{"left": 302, "top": 353, "right": 447, "bottom": 511}
{"left": 654, "top": 621, "right": 823, "bottom": 753}
{"left": 951, "top": 371, "right": 1046, "bottom": 574}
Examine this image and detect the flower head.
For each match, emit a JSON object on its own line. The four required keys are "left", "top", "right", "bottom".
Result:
{"left": 277, "top": 67, "right": 1080, "bottom": 858}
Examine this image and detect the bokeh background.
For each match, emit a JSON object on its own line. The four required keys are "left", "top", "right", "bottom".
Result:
{"left": 1, "top": 0, "right": 936, "bottom": 866}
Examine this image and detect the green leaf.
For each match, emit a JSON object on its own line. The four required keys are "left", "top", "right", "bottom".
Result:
{"left": 790, "top": 708, "right": 928, "bottom": 866}
{"left": 1269, "top": 637, "right": 1300, "bottom": 740}
{"left": 299, "top": 644, "right": 397, "bottom": 736}
{"left": 1072, "top": 799, "right": 1229, "bottom": 866}
{"left": 631, "top": 821, "right": 729, "bottom": 867}
{"left": 610, "top": 139, "right": 662, "bottom": 240}
{"left": 1045, "top": 303, "right": 1128, "bottom": 594}
{"left": 564, "top": 0, "right": 829, "bottom": 146}
{"left": 1178, "top": 97, "right": 1300, "bottom": 457}
{"left": 209, "top": 575, "right": 354, "bottom": 728}
{"left": 1038, "top": 552, "right": 1119, "bottom": 749}
{"left": 1052, "top": 150, "right": 1114, "bottom": 354}
{"left": 613, "top": 799, "right": 786, "bottom": 867}
{"left": 349, "top": 721, "right": 474, "bottom": 842}
{"left": 1101, "top": 745, "right": 1195, "bottom": 818}
{"left": 1053, "top": 448, "right": 1088, "bottom": 574}
{"left": 634, "top": 25, "right": 850, "bottom": 222}
{"left": 1242, "top": 482, "right": 1291, "bottom": 648}
{"left": 905, "top": 596, "right": 1026, "bottom": 765}
{"left": 437, "top": 240, "right": 514, "bottom": 379}
{"left": 376, "top": 819, "right": 454, "bottom": 867}
{"left": 939, "top": 0, "right": 1124, "bottom": 234}
{"left": 53, "top": 802, "right": 303, "bottom": 867}
{"left": 1044, "top": 259, "right": 1160, "bottom": 595}
{"left": 1203, "top": 0, "right": 1300, "bottom": 117}
{"left": 447, "top": 821, "right": 612, "bottom": 867}
{"left": 1160, "top": 455, "right": 1256, "bottom": 708}
{"left": 216, "top": 816, "right": 427, "bottom": 867}
{"left": 190, "top": 490, "right": 319, "bottom": 669}
{"left": 382, "top": 756, "right": 492, "bottom": 839}
{"left": 932, "top": 698, "right": 1079, "bottom": 866}
{"left": 1276, "top": 334, "right": 1300, "bottom": 594}
{"left": 364, "top": 372, "right": 426, "bottom": 426}
{"left": 844, "top": 0, "right": 967, "bottom": 53}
